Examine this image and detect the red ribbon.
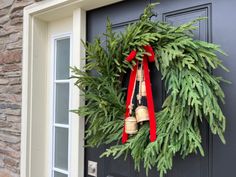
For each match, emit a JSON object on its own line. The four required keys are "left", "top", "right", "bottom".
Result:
{"left": 122, "top": 45, "right": 157, "bottom": 143}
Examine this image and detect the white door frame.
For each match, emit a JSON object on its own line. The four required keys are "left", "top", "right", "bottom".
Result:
{"left": 21, "top": 0, "right": 122, "bottom": 177}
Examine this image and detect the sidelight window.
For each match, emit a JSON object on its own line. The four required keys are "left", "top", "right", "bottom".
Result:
{"left": 52, "top": 36, "right": 71, "bottom": 177}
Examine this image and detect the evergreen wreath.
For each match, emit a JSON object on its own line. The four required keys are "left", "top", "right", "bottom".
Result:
{"left": 72, "top": 4, "right": 228, "bottom": 177}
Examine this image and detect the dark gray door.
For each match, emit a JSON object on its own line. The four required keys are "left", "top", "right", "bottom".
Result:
{"left": 86, "top": 1, "right": 236, "bottom": 177}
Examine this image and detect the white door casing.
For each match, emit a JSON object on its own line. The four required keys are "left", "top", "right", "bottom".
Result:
{"left": 21, "top": 0, "right": 122, "bottom": 177}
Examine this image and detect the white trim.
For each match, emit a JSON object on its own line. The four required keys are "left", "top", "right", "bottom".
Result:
{"left": 48, "top": 25, "right": 54, "bottom": 177}
{"left": 22, "top": 9, "right": 29, "bottom": 177}
{"left": 70, "top": 8, "right": 86, "bottom": 177}
{"left": 54, "top": 124, "right": 70, "bottom": 129}
{"left": 68, "top": 32, "right": 73, "bottom": 177}
{"left": 53, "top": 167, "right": 69, "bottom": 175}
{"left": 54, "top": 80, "right": 70, "bottom": 83}
{"left": 22, "top": 1, "right": 122, "bottom": 177}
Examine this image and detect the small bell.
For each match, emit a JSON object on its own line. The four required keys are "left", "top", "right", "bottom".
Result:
{"left": 141, "top": 81, "right": 146, "bottom": 96}
{"left": 137, "top": 68, "right": 144, "bottom": 81}
{"left": 135, "top": 106, "right": 149, "bottom": 123}
{"left": 125, "top": 116, "right": 138, "bottom": 134}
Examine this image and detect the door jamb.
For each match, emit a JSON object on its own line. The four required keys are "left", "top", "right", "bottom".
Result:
{"left": 21, "top": 0, "right": 122, "bottom": 177}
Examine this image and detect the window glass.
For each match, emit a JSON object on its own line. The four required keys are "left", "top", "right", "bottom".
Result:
{"left": 56, "top": 38, "right": 70, "bottom": 80}
{"left": 54, "top": 127, "right": 69, "bottom": 170}
{"left": 54, "top": 172, "right": 67, "bottom": 177}
{"left": 55, "top": 83, "right": 69, "bottom": 124}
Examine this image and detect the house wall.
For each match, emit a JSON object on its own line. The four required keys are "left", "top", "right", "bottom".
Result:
{"left": 0, "top": 1, "right": 38, "bottom": 176}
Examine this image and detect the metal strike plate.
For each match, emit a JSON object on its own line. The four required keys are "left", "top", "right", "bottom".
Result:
{"left": 88, "top": 160, "right": 97, "bottom": 177}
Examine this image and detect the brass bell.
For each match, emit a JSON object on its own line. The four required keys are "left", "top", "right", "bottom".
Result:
{"left": 135, "top": 106, "right": 149, "bottom": 123}
{"left": 141, "top": 81, "right": 146, "bottom": 96}
{"left": 125, "top": 116, "right": 138, "bottom": 134}
{"left": 137, "top": 68, "right": 144, "bottom": 81}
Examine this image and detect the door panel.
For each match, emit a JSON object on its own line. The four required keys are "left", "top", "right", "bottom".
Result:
{"left": 86, "top": 0, "right": 236, "bottom": 177}
{"left": 160, "top": 4, "right": 211, "bottom": 177}
{"left": 163, "top": 4, "right": 210, "bottom": 41}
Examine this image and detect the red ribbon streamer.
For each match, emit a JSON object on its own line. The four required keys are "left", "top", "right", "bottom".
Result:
{"left": 122, "top": 45, "right": 157, "bottom": 143}
{"left": 143, "top": 55, "right": 156, "bottom": 142}
{"left": 122, "top": 50, "right": 138, "bottom": 143}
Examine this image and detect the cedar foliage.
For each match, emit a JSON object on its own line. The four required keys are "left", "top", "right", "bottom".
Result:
{"left": 71, "top": 3, "right": 228, "bottom": 177}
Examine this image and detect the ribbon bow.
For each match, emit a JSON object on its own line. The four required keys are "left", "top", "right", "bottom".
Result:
{"left": 122, "top": 45, "right": 157, "bottom": 143}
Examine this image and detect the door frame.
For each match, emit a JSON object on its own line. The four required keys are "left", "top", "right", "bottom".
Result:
{"left": 21, "top": 0, "right": 122, "bottom": 177}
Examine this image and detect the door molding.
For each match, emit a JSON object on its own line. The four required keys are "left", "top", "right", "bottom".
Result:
{"left": 162, "top": 4, "right": 212, "bottom": 177}
{"left": 21, "top": 0, "right": 122, "bottom": 177}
